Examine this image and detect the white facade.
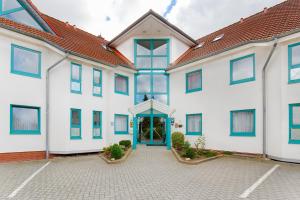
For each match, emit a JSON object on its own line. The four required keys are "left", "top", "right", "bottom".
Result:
{"left": 0, "top": 8, "right": 300, "bottom": 163}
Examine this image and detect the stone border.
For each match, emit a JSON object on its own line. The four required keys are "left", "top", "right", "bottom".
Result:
{"left": 171, "top": 148, "right": 223, "bottom": 165}
{"left": 99, "top": 148, "right": 132, "bottom": 164}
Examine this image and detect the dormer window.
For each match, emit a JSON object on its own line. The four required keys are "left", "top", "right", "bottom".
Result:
{"left": 212, "top": 34, "right": 224, "bottom": 42}
{"left": 0, "top": 0, "right": 44, "bottom": 30}
{"left": 194, "top": 42, "right": 205, "bottom": 49}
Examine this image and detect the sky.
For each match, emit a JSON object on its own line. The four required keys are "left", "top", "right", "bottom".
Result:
{"left": 32, "top": 0, "right": 284, "bottom": 41}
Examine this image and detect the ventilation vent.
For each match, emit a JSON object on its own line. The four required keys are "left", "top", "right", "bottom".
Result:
{"left": 212, "top": 34, "right": 224, "bottom": 42}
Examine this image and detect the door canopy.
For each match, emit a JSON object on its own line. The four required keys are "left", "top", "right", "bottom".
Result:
{"left": 128, "top": 99, "right": 175, "bottom": 117}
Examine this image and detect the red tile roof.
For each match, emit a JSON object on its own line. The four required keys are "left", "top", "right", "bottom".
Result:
{"left": 0, "top": 0, "right": 134, "bottom": 69}
{"left": 171, "top": 0, "right": 300, "bottom": 69}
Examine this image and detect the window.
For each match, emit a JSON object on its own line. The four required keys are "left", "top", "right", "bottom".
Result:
{"left": 93, "top": 69, "right": 102, "bottom": 97}
{"left": 230, "top": 54, "right": 255, "bottom": 85}
{"left": 186, "top": 114, "right": 202, "bottom": 135}
{"left": 289, "top": 104, "right": 300, "bottom": 144}
{"left": 71, "top": 63, "right": 82, "bottom": 94}
{"left": 288, "top": 42, "right": 300, "bottom": 84}
{"left": 230, "top": 109, "right": 255, "bottom": 137}
{"left": 212, "top": 34, "right": 224, "bottom": 42}
{"left": 70, "top": 108, "right": 81, "bottom": 139}
{"left": 135, "top": 72, "right": 169, "bottom": 105}
{"left": 11, "top": 44, "right": 41, "bottom": 78}
{"left": 0, "top": 0, "right": 44, "bottom": 30}
{"left": 10, "top": 105, "right": 40, "bottom": 135}
{"left": 114, "top": 114, "right": 128, "bottom": 134}
{"left": 186, "top": 69, "right": 202, "bottom": 93}
{"left": 115, "top": 74, "right": 129, "bottom": 95}
{"left": 93, "top": 111, "right": 102, "bottom": 139}
{"left": 135, "top": 39, "right": 169, "bottom": 70}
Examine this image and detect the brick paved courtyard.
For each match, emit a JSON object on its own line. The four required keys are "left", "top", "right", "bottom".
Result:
{"left": 0, "top": 146, "right": 300, "bottom": 200}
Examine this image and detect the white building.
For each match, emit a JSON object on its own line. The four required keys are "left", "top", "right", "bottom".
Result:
{"left": 0, "top": 0, "right": 300, "bottom": 163}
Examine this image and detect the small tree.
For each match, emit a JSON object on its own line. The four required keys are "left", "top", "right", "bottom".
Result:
{"left": 194, "top": 136, "right": 206, "bottom": 153}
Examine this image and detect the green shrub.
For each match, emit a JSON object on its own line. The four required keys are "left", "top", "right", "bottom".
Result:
{"left": 119, "top": 140, "right": 131, "bottom": 148}
{"left": 111, "top": 144, "right": 124, "bottom": 160}
{"left": 201, "top": 150, "right": 217, "bottom": 158}
{"left": 184, "top": 148, "right": 196, "bottom": 159}
{"left": 183, "top": 141, "right": 191, "bottom": 151}
{"left": 223, "top": 151, "right": 233, "bottom": 155}
{"left": 172, "top": 132, "right": 184, "bottom": 150}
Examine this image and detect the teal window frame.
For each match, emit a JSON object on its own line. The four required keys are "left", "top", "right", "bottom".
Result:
{"left": 93, "top": 68, "right": 102, "bottom": 97}
{"left": 10, "top": 104, "right": 41, "bottom": 135}
{"left": 186, "top": 69, "right": 202, "bottom": 93}
{"left": 230, "top": 54, "right": 255, "bottom": 85}
{"left": 114, "top": 114, "right": 129, "bottom": 135}
{"left": 134, "top": 71, "right": 170, "bottom": 105}
{"left": 230, "top": 109, "right": 256, "bottom": 137}
{"left": 0, "top": 0, "right": 23, "bottom": 15}
{"left": 186, "top": 113, "right": 202, "bottom": 136}
{"left": 11, "top": 44, "right": 42, "bottom": 79}
{"left": 134, "top": 39, "right": 170, "bottom": 70}
{"left": 70, "top": 108, "right": 81, "bottom": 140}
{"left": 288, "top": 42, "right": 300, "bottom": 84}
{"left": 93, "top": 111, "right": 102, "bottom": 139}
{"left": 115, "top": 73, "right": 129, "bottom": 95}
{"left": 289, "top": 103, "right": 300, "bottom": 144}
{"left": 70, "top": 62, "right": 82, "bottom": 94}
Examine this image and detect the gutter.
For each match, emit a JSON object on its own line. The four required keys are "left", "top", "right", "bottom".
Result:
{"left": 262, "top": 39, "right": 278, "bottom": 158}
{"left": 46, "top": 54, "right": 69, "bottom": 159}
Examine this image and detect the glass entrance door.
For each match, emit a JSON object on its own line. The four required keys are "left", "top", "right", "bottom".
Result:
{"left": 137, "top": 114, "right": 167, "bottom": 145}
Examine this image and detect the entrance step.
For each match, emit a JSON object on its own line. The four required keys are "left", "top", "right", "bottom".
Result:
{"left": 146, "top": 144, "right": 166, "bottom": 147}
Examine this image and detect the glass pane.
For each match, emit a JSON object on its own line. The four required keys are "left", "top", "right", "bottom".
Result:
{"left": 153, "top": 74, "right": 167, "bottom": 93}
{"left": 72, "top": 64, "right": 80, "bottom": 80}
{"left": 188, "top": 71, "right": 201, "bottom": 90}
{"left": 153, "top": 117, "right": 166, "bottom": 144}
{"left": 2, "top": 0, "right": 21, "bottom": 12}
{"left": 115, "top": 116, "right": 127, "bottom": 132}
{"left": 138, "top": 117, "right": 151, "bottom": 143}
{"left": 153, "top": 57, "right": 168, "bottom": 69}
{"left": 292, "top": 45, "right": 300, "bottom": 66}
{"left": 137, "top": 74, "right": 151, "bottom": 93}
{"left": 232, "top": 111, "right": 254, "bottom": 133}
{"left": 71, "top": 128, "right": 80, "bottom": 137}
{"left": 136, "top": 57, "right": 151, "bottom": 69}
{"left": 93, "top": 86, "right": 101, "bottom": 95}
{"left": 94, "top": 70, "right": 101, "bottom": 85}
{"left": 188, "top": 115, "right": 201, "bottom": 132}
{"left": 153, "top": 95, "right": 168, "bottom": 104}
{"left": 4, "top": 10, "right": 43, "bottom": 30}
{"left": 136, "top": 94, "right": 150, "bottom": 104}
{"left": 13, "top": 107, "right": 39, "bottom": 131}
{"left": 71, "top": 82, "right": 80, "bottom": 92}
{"left": 93, "top": 112, "right": 101, "bottom": 127}
{"left": 115, "top": 75, "right": 128, "bottom": 93}
{"left": 293, "top": 106, "right": 300, "bottom": 125}
{"left": 136, "top": 40, "right": 151, "bottom": 55}
{"left": 13, "top": 47, "right": 39, "bottom": 75}
{"left": 71, "top": 110, "right": 80, "bottom": 125}
{"left": 153, "top": 40, "right": 167, "bottom": 55}
{"left": 291, "top": 128, "right": 300, "bottom": 140}
{"left": 93, "top": 128, "right": 101, "bottom": 137}
{"left": 290, "top": 68, "right": 300, "bottom": 81}
{"left": 232, "top": 56, "right": 254, "bottom": 81}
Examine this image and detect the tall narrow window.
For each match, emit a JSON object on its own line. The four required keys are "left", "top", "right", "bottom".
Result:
{"left": 186, "top": 69, "right": 202, "bottom": 93}
{"left": 93, "top": 111, "right": 102, "bottom": 139}
{"left": 289, "top": 104, "right": 300, "bottom": 144}
{"left": 93, "top": 69, "right": 102, "bottom": 97}
{"left": 71, "top": 63, "right": 82, "bottom": 94}
{"left": 114, "top": 114, "right": 128, "bottom": 134}
{"left": 70, "top": 108, "right": 81, "bottom": 139}
{"left": 115, "top": 74, "right": 129, "bottom": 95}
{"left": 288, "top": 42, "right": 300, "bottom": 84}
{"left": 230, "top": 54, "right": 255, "bottom": 85}
{"left": 10, "top": 105, "right": 40, "bottom": 135}
{"left": 11, "top": 44, "right": 41, "bottom": 78}
{"left": 230, "top": 109, "right": 255, "bottom": 137}
{"left": 186, "top": 114, "right": 202, "bottom": 135}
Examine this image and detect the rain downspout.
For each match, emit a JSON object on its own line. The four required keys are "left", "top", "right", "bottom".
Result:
{"left": 46, "top": 54, "right": 69, "bottom": 159}
{"left": 262, "top": 39, "right": 278, "bottom": 158}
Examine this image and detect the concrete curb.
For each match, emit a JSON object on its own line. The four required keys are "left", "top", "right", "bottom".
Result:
{"left": 171, "top": 147, "right": 223, "bottom": 165}
{"left": 99, "top": 148, "right": 132, "bottom": 164}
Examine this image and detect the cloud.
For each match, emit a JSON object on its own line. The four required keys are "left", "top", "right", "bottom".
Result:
{"left": 163, "top": 0, "right": 177, "bottom": 17}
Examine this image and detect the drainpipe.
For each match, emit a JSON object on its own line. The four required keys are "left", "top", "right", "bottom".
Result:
{"left": 262, "top": 39, "right": 278, "bottom": 159}
{"left": 46, "top": 54, "right": 69, "bottom": 159}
